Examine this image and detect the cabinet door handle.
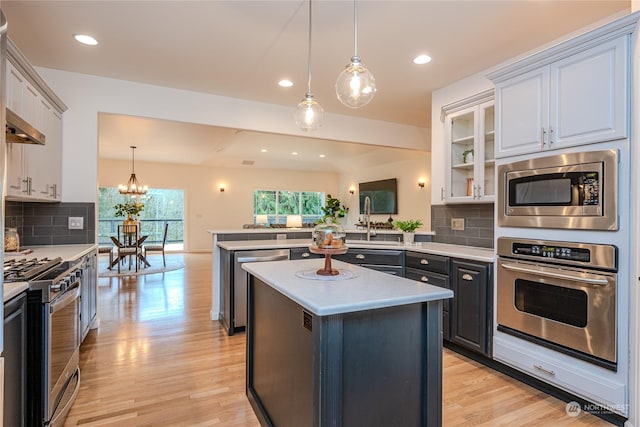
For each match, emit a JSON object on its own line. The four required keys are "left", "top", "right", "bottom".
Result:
{"left": 420, "top": 259, "right": 429, "bottom": 265}
{"left": 533, "top": 364, "right": 556, "bottom": 377}
{"left": 440, "top": 187, "right": 444, "bottom": 201}
{"left": 301, "top": 252, "right": 310, "bottom": 258}
{"left": 355, "top": 254, "right": 366, "bottom": 259}
{"left": 462, "top": 273, "right": 473, "bottom": 281}
{"left": 420, "top": 276, "right": 429, "bottom": 282}
{"left": 548, "top": 126, "right": 554, "bottom": 145}
{"left": 541, "top": 127, "right": 546, "bottom": 149}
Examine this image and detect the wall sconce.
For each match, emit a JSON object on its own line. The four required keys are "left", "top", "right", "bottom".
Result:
{"left": 349, "top": 186, "right": 356, "bottom": 195}
{"left": 219, "top": 184, "right": 226, "bottom": 192}
{"left": 418, "top": 178, "right": 426, "bottom": 188}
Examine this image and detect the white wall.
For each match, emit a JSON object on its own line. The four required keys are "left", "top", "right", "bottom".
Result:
{"left": 35, "top": 68, "right": 429, "bottom": 204}
{"left": 99, "top": 158, "right": 339, "bottom": 252}
{"left": 339, "top": 152, "right": 431, "bottom": 230}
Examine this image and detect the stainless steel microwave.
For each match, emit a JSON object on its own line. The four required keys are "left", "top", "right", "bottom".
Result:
{"left": 498, "top": 150, "right": 618, "bottom": 230}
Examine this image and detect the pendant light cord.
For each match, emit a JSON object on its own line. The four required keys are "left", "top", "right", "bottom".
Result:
{"left": 353, "top": 0, "right": 358, "bottom": 58}
{"left": 306, "top": 0, "right": 313, "bottom": 95}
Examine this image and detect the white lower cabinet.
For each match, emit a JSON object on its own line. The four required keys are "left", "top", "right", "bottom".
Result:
{"left": 493, "top": 334, "right": 627, "bottom": 416}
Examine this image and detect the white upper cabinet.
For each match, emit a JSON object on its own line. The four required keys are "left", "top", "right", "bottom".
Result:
{"left": 442, "top": 90, "right": 495, "bottom": 203}
{"left": 5, "top": 39, "right": 67, "bottom": 201}
{"left": 489, "top": 16, "right": 634, "bottom": 159}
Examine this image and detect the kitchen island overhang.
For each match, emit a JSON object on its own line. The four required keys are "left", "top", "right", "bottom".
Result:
{"left": 243, "top": 259, "right": 453, "bottom": 427}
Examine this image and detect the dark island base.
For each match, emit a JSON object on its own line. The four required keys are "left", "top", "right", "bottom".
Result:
{"left": 246, "top": 276, "right": 444, "bottom": 427}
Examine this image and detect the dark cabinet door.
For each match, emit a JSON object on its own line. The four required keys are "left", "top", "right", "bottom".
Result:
{"left": 450, "top": 260, "right": 492, "bottom": 356}
{"left": 290, "top": 247, "right": 323, "bottom": 260}
{"left": 405, "top": 267, "right": 451, "bottom": 340}
{"left": 4, "top": 292, "right": 27, "bottom": 427}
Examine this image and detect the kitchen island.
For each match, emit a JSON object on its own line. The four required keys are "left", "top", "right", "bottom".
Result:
{"left": 243, "top": 258, "right": 453, "bottom": 427}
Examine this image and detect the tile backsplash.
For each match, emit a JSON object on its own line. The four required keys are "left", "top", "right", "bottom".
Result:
{"left": 5, "top": 201, "right": 95, "bottom": 246}
{"left": 431, "top": 204, "right": 494, "bottom": 248}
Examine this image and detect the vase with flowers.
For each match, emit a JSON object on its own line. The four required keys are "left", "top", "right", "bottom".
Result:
{"left": 113, "top": 201, "right": 145, "bottom": 233}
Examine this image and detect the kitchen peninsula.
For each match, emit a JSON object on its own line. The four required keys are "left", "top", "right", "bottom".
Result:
{"left": 243, "top": 258, "right": 453, "bottom": 427}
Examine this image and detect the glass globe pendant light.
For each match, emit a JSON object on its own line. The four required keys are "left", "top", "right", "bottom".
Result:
{"left": 294, "top": 0, "right": 324, "bottom": 131}
{"left": 335, "top": 0, "right": 376, "bottom": 109}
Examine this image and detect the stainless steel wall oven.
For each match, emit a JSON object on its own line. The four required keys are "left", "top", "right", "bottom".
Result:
{"left": 496, "top": 237, "right": 617, "bottom": 370}
{"left": 497, "top": 150, "right": 618, "bottom": 230}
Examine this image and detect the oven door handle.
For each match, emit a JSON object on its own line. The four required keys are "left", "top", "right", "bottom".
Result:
{"left": 500, "top": 262, "right": 610, "bottom": 285}
{"left": 50, "top": 285, "right": 80, "bottom": 314}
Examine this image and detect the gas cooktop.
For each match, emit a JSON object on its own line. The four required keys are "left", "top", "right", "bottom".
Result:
{"left": 3, "top": 257, "right": 63, "bottom": 283}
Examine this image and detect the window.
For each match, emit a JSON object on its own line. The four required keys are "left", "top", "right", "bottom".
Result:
{"left": 98, "top": 187, "right": 185, "bottom": 249}
{"left": 254, "top": 190, "right": 324, "bottom": 225}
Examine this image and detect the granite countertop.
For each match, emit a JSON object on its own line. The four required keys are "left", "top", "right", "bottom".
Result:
{"left": 243, "top": 259, "right": 454, "bottom": 316}
{"left": 4, "top": 244, "right": 98, "bottom": 303}
{"left": 217, "top": 239, "right": 495, "bottom": 262}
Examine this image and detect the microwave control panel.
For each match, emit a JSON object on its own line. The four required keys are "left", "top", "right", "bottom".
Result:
{"left": 581, "top": 173, "right": 600, "bottom": 206}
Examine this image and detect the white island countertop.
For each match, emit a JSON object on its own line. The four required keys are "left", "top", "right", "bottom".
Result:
{"left": 243, "top": 259, "right": 454, "bottom": 316}
{"left": 218, "top": 239, "right": 495, "bottom": 262}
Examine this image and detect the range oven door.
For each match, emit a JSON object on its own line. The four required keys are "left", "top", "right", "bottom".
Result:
{"left": 47, "top": 283, "right": 81, "bottom": 426}
{"left": 496, "top": 258, "right": 617, "bottom": 368}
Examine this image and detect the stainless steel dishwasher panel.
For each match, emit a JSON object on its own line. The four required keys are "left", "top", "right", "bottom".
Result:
{"left": 233, "top": 249, "right": 290, "bottom": 331}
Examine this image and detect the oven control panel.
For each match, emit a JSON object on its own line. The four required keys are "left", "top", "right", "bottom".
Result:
{"left": 512, "top": 243, "right": 590, "bottom": 262}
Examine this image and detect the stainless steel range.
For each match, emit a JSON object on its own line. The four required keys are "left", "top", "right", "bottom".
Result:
{"left": 4, "top": 256, "right": 82, "bottom": 427}
{"left": 496, "top": 237, "right": 618, "bottom": 370}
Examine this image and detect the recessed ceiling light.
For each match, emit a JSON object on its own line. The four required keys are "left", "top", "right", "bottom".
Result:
{"left": 319, "top": 154, "right": 325, "bottom": 158}
{"left": 292, "top": 152, "right": 298, "bottom": 155}
{"left": 73, "top": 34, "right": 98, "bottom": 46}
{"left": 278, "top": 79, "right": 293, "bottom": 88}
{"left": 413, "top": 54, "right": 432, "bottom": 65}
{"left": 260, "top": 149, "right": 267, "bottom": 153}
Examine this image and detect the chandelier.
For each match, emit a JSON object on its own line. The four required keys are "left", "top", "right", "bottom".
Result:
{"left": 118, "top": 145, "right": 148, "bottom": 196}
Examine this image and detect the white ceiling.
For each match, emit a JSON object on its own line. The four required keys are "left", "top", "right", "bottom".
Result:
{"left": 2, "top": 0, "right": 630, "bottom": 170}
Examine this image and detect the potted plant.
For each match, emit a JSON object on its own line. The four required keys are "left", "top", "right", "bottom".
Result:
{"left": 113, "top": 201, "right": 145, "bottom": 233}
{"left": 320, "top": 194, "right": 348, "bottom": 224}
{"left": 462, "top": 148, "right": 474, "bottom": 164}
{"left": 394, "top": 219, "right": 423, "bottom": 244}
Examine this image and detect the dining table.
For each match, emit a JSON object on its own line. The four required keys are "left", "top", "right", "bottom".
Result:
{"left": 108, "top": 232, "right": 152, "bottom": 270}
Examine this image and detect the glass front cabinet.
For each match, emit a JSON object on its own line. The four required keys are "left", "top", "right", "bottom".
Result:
{"left": 443, "top": 90, "right": 495, "bottom": 203}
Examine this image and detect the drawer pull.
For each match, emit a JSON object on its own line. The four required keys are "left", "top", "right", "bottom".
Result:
{"left": 533, "top": 365, "right": 556, "bottom": 377}
{"left": 355, "top": 254, "right": 366, "bottom": 259}
{"left": 462, "top": 274, "right": 473, "bottom": 281}
{"left": 302, "top": 252, "right": 310, "bottom": 258}
{"left": 420, "top": 259, "right": 429, "bottom": 265}
{"left": 420, "top": 276, "right": 429, "bottom": 282}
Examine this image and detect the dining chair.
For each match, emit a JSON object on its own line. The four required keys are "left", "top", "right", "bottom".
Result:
{"left": 143, "top": 223, "right": 169, "bottom": 267}
{"left": 113, "top": 224, "right": 141, "bottom": 273}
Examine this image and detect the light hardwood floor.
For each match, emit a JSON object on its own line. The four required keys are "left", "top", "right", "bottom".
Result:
{"left": 63, "top": 253, "right": 610, "bottom": 426}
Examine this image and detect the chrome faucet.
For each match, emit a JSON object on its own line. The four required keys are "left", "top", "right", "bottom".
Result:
{"left": 364, "top": 196, "right": 375, "bottom": 241}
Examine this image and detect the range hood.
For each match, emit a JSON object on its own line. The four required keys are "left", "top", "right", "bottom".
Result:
{"left": 6, "top": 107, "right": 45, "bottom": 145}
